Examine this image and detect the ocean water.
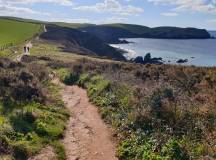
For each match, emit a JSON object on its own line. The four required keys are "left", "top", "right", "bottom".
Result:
{"left": 111, "top": 38, "right": 216, "bottom": 67}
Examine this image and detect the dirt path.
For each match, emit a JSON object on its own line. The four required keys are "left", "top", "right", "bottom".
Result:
{"left": 53, "top": 79, "right": 118, "bottom": 160}
{"left": 29, "top": 147, "right": 57, "bottom": 160}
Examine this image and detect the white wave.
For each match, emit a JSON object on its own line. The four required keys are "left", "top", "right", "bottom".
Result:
{"left": 110, "top": 44, "right": 137, "bottom": 59}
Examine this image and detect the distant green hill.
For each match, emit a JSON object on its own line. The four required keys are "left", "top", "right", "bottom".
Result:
{"left": 0, "top": 18, "right": 42, "bottom": 49}
{"left": 0, "top": 16, "right": 44, "bottom": 24}
{"left": 52, "top": 22, "right": 95, "bottom": 29}
{"left": 101, "top": 23, "right": 150, "bottom": 35}
{"left": 52, "top": 22, "right": 211, "bottom": 43}
{"left": 0, "top": 16, "right": 211, "bottom": 46}
{"left": 77, "top": 24, "right": 211, "bottom": 43}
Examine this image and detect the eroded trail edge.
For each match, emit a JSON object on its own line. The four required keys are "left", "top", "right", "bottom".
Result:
{"left": 54, "top": 79, "right": 118, "bottom": 160}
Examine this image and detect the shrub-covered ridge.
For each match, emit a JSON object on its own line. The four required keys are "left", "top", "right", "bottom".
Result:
{"left": 53, "top": 58, "right": 216, "bottom": 160}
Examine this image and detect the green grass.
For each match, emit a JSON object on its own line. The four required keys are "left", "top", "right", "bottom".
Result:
{"left": 0, "top": 102, "right": 69, "bottom": 159}
{"left": 51, "top": 141, "right": 67, "bottom": 160}
{"left": 0, "top": 19, "right": 42, "bottom": 48}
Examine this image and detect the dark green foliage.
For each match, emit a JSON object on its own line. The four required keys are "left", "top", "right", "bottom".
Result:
{"left": 118, "top": 136, "right": 190, "bottom": 160}
{"left": 56, "top": 68, "right": 79, "bottom": 85}
{"left": 163, "top": 88, "right": 174, "bottom": 100}
{"left": 161, "top": 139, "right": 189, "bottom": 160}
{"left": 13, "top": 142, "right": 32, "bottom": 160}
{"left": 77, "top": 73, "right": 90, "bottom": 88}
{"left": 0, "top": 136, "right": 11, "bottom": 154}
{"left": 149, "top": 90, "right": 162, "bottom": 109}
{"left": 10, "top": 113, "right": 34, "bottom": 134}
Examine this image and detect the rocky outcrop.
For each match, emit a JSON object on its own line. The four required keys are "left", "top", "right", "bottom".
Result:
{"left": 176, "top": 59, "right": 188, "bottom": 64}
{"left": 131, "top": 53, "right": 163, "bottom": 65}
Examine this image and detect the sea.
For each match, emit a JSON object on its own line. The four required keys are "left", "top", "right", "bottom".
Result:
{"left": 110, "top": 31, "right": 216, "bottom": 67}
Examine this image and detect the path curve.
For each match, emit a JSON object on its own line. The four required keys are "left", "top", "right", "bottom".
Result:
{"left": 53, "top": 79, "right": 118, "bottom": 160}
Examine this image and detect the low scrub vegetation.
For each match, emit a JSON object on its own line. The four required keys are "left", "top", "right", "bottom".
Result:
{"left": 50, "top": 57, "right": 216, "bottom": 160}
{"left": 0, "top": 58, "right": 69, "bottom": 160}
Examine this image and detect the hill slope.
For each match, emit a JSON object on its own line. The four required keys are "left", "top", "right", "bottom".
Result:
{"left": 40, "top": 25, "right": 126, "bottom": 61}
{"left": 79, "top": 24, "right": 211, "bottom": 43}
{"left": 53, "top": 22, "right": 211, "bottom": 43}
{"left": 0, "top": 18, "right": 42, "bottom": 48}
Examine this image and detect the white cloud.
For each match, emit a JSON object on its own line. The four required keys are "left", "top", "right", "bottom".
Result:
{"left": 0, "top": 1, "right": 50, "bottom": 16}
{"left": 73, "top": 0, "right": 144, "bottom": 16}
{"left": 0, "top": 0, "right": 73, "bottom": 17}
{"left": 161, "top": 12, "right": 179, "bottom": 16}
{"left": 0, "top": 4, "right": 40, "bottom": 15}
{"left": 206, "top": 19, "right": 216, "bottom": 23}
{"left": 0, "top": 0, "right": 73, "bottom": 6}
{"left": 148, "top": 0, "right": 216, "bottom": 14}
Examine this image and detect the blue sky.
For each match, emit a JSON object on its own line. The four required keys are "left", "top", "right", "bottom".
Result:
{"left": 0, "top": 0, "right": 216, "bottom": 30}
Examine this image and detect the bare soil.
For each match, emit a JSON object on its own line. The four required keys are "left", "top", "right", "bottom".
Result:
{"left": 29, "top": 147, "right": 57, "bottom": 160}
{"left": 55, "top": 78, "right": 118, "bottom": 160}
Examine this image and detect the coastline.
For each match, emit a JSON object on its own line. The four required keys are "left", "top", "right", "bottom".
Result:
{"left": 110, "top": 38, "right": 216, "bottom": 67}
{"left": 110, "top": 44, "right": 137, "bottom": 59}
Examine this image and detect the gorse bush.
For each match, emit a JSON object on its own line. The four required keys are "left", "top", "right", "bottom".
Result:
{"left": 56, "top": 68, "right": 80, "bottom": 85}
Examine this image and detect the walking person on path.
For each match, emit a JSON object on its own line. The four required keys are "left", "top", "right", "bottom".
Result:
{"left": 24, "top": 46, "right": 27, "bottom": 54}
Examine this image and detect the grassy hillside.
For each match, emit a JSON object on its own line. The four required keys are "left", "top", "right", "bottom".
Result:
{"left": 0, "top": 19, "right": 42, "bottom": 49}
{"left": 0, "top": 16, "right": 45, "bottom": 24}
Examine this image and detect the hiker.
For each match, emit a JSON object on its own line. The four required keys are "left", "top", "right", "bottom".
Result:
{"left": 27, "top": 47, "right": 30, "bottom": 53}
{"left": 24, "top": 46, "right": 26, "bottom": 53}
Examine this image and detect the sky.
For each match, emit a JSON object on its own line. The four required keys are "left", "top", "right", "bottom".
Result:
{"left": 0, "top": 0, "right": 216, "bottom": 30}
